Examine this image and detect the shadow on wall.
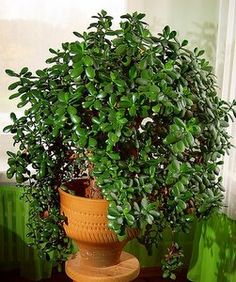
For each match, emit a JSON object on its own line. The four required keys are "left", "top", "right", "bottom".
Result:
{"left": 189, "top": 214, "right": 236, "bottom": 282}
{"left": 0, "top": 224, "right": 52, "bottom": 280}
{"left": 203, "top": 214, "right": 236, "bottom": 282}
{"left": 0, "top": 19, "right": 70, "bottom": 68}
{"left": 147, "top": 16, "right": 166, "bottom": 35}
{"left": 0, "top": 186, "right": 53, "bottom": 280}
{"left": 0, "top": 19, "right": 69, "bottom": 112}
{"left": 187, "top": 21, "right": 217, "bottom": 64}
{"left": 126, "top": 17, "right": 217, "bottom": 66}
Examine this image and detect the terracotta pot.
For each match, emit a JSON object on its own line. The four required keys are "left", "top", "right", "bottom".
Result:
{"left": 59, "top": 188, "right": 139, "bottom": 268}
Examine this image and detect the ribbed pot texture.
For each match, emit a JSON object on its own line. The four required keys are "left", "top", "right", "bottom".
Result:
{"left": 59, "top": 188, "right": 138, "bottom": 268}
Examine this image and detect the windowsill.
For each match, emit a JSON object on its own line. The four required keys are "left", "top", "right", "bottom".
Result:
{"left": 0, "top": 131, "right": 17, "bottom": 184}
{"left": 0, "top": 171, "right": 15, "bottom": 184}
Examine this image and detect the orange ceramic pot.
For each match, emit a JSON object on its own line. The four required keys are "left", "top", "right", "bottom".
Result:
{"left": 59, "top": 188, "right": 139, "bottom": 268}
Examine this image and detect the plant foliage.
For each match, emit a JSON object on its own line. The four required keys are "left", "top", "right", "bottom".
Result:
{"left": 4, "top": 10, "right": 236, "bottom": 278}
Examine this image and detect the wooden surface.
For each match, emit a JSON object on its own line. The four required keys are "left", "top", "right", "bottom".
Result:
{"left": 65, "top": 251, "right": 140, "bottom": 282}
{"left": 0, "top": 267, "right": 190, "bottom": 281}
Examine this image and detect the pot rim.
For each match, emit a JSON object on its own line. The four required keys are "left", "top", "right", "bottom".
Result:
{"left": 58, "top": 187, "right": 108, "bottom": 204}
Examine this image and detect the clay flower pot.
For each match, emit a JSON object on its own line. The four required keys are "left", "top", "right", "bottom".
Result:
{"left": 59, "top": 185, "right": 140, "bottom": 281}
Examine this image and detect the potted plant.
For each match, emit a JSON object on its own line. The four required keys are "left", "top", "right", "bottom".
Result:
{"left": 3, "top": 10, "right": 236, "bottom": 280}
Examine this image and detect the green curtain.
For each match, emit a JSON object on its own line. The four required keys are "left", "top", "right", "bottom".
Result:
{"left": 0, "top": 185, "right": 52, "bottom": 280}
{"left": 0, "top": 185, "right": 195, "bottom": 281}
{"left": 187, "top": 213, "right": 236, "bottom": 282}
{"left": 125, "top": 225, "right": 195, "bottom": 267}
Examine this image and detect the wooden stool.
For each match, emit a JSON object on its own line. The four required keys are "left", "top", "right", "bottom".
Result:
{"left": 65, "top": 251, "right": 140, "bottom": 282}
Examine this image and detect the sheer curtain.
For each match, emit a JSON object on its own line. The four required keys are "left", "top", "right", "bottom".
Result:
{"left": 216, "top": 0, "right": 236, "bottom": 220}
{"left": 187, "top": 2, "right": 236, "bottom": 281}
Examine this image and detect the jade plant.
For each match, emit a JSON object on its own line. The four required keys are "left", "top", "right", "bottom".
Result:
{"left": 4, "top": 11, "right": 236, "bottom": 279}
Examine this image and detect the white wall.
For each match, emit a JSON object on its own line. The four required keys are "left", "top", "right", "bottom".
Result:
{"left": 0, "top": 0, "right": 126, "bottom": 116}
{"left": 126, "top": 0, "right": 219, "bottom": 64}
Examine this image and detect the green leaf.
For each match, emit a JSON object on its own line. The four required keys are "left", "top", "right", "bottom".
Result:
{"left": 97, "top": 92, "right": 107, "bottom": 99}
{"left": 67, "top": 105, "right": 77, "bottom": 115}
{"left": 108, "top": 207, "right": 120, "bottom": 217}
{"left": 88, "top": 137, "right": 97, "bottom": 148}
{"left": 176, "top": 181, "right": 185, "bottom": 192}
{"left": 174, "top": 117, "right": 185, "bottom": 128}
{"left": 93, "top": 100, "right": 102, "bottom": 110}
{"left": 146, "top": 214, "right": 154, "bottom": 224}
{"left": 141, "top": 197, "right": 148, "bottom": 208}
{"left": 129, "top": 105, "right": 137, "bottom": 116}
{"left": 137, "top": 13, "right": 145, "bottom": 20}
{"left": 180, "top": 176, "right": 189, "bottom": 186}
{"left": 86, "top": 82, "right": 97, "bottom": 95}
{"left": 163, "top": 271, "right": 169, "bottom": 278}
{"left": 9, "top": 92, "right": 21, "bottom": 99}
{"left": 85, "top": 66, "right": 95, "bottom": 80}
{"left": 6, "top": 168, "right": 14, "bottom": 179}
{"left": 197, "top": 50, "right": 205, "bottom": 57}
{"left": 108, "top": 94, "right": 116, "bottom": 107}
{"left": 164, "top": 25, "right": 170, "bottom": 36}
{"left": 5, "top": 69, "right": 18, "bottom": 77}
{"left": 164, "top": 133, "right": 179, "bottom": 145}
{"left": 3, "top": 125, "right": 12, "bottom": 133}
{"left": 169, "top": 31, "right": 177, "bottom": 39}
{"left": 75, "top": 127, "right": 87, "bottom": 136}
{"left": 185, "top": 132, "right": 194, "bottom": 146}
{"left": 125, "top": 214, "right": 135, "bottom": 225}
{"left": 143, "top": 184, "right": 153, "bottom": 193}
{"left": 92, "top": 117, "right": 100, "bottom": 125}
{"left": 120, "top": 14, "right": 131, "bottom": 19}
{"left": 17, "top": 100, "right": 28, "bottom": 108}
{"left": 129, "top": 66, "right": 137, "bottom": 79}
{"left": 20, "top": 67, "right": 29, "bottom": 75}
{"left": 10, "top": 112, "right": 17, "bottom": 122}
{"left": 141, "top": 69, "right": 151, "bottom": 80}
{"left": 207, "top": 108, "right": 214, "bottom": 118}
{"left": 107, "top": 152, "right": 120, "bottom": 160}
{"left": 149, "top": 210, "right": 160, "bottom": 217}
{"left": 52, "top": 126, "right": 60, "bottom": 137}
{"left": 73, "top": 31, "right": 84, "bottom": 38}
{"left": 164, "top": 61, "right": 173, "bottom": 70}
{"left": 152, "top": 104, "right": 160, "bottom": 113}
{"left": 56, "top": 107, "right": 65, "bottom": 117}
{"left": 115, "top": 44, "right": 127, "bottom": 56}
{"left": 177, "top": 199, "right": 186, "bottom": 210}
{"left": 114, "top": 79, "right": 125, "bottom": 87}
{"left": 70, "top": 66, "right": 83, "bottom": 78}
{"left": 195, "top": 175, "right": 202, "bottom": 183}
{"left": 149, "top": 84, "right": 160, "bottom": 93}
{"left": 220, "top": 120, "right": 229, "bottom": 127}
{"left": 70, "top": 42, "right": 82, "bottom": 55}
{"left": 136, "top": 78, "right": 148, "bottom": 85}
{"left": 70, "top": 114, "right": 81, "bottom": 124}
{"left": 168, "top": 159, "right": 180, "bottom": 173}
{"left": 49, "top": 48, "right": 58, "bottom": 54}
{"left": 181, "top": 39, "right": 188, "bottom": 46}
{"left": 36, "top": 69, "right": 47, "bottom": 77}
{"left": 58, "top": 92, "right": 69, "bottom": 103}
{"left": 188, "top": 124, "right": 201, "bottom": 136}
{"left": 108, "top": 132, "right": 119, "bottom": 144}
{"left": 78, "top": 135, "right": 87, "bottom": 147}
{"left": 173, "top": 140, "right": 185, "bottom": 153}
{"left": 83, "top": 55, "right": 94, "bottom": 66}
{"left": 8, "top": 82, "right": 21, "bottom": 90}
{"left": 138, "top": 59, "right": 147, "bottom": 70}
